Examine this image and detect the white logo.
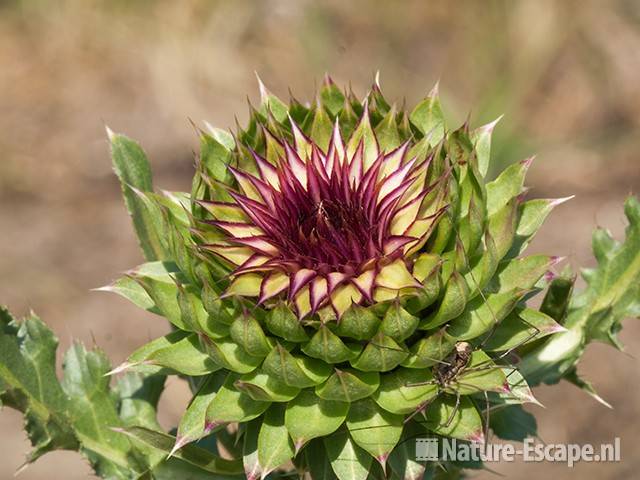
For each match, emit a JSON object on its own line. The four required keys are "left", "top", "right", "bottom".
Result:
{"left": 415, "top": 437, "right": 621, "bottom": 467}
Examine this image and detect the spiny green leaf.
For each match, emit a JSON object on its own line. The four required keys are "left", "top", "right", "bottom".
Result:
{"left": 489, "top": 405, "right": 537, "bottom": 442}
{"left": 485, "top": 158, "right": 531, "bottom": 216}
{"left": 128, "top": 333, "right": 219, "bottom": 377}
{"left": 285, "top": 389, "right": 349, "bottom": 449}
{"left": 402, "top": 328, "right": 456, "bottom": 369}
{"left": 134, "top": 276, "right": 192, "bottom": 331}
{"left": 521, "top": 196, "right": 640, "bottom": 385}
{"left": 375, "top": 107, "right": 402, "bottom": 152}
{"left": 387, "top": 421, "right": 428, "bottom": 480}
{"left": 310, "top": 101, "right": 334, "bottom": 152}
{"left": 302, "top": 325, "right": 360, "bottom": 363}
{"left": 177, "top": 285, "right": 210, "bottom": 333}
{"left": 176, "top": 374, "right": 225, "bottom": 450}
{"left": 257, "top": 77, "right": 289, "bottom": 124}
{"left": 493, "top": 255, "right": 559, "bottom": 293}
{"left": 470, "top": 117, "right": 501, "bottom": 178}
{"left": 324, "top": 431, "right": 372, "bottom": 480}
{"left": 151, "top": 457, "right": 241, "bottom": 480}
{"left": 483, "top": 308, "right": 565, "bottom": 352}
{"left": 243, "top": 419, "right": 263, "bottom": 480}
{"left": 109, "top": 130, "right": 167, "bottom": 261}
{"left": 486, "top": 197, "right": 519, "bottom": 261}
{"left": 453, "top": 350, "right": 508, "bottom": 394}
{"left": 97, "top": 262, "right": 185, "bottom": 316}
{"left": 563, "top": 367, "right": 612, "bottom": 408}
{"left": 0, "top": 309, "right": 77, "bottom": 462}
{"left": 302, "top": 439, "right": 334, "bottom": 480}
{"left": 262, "top": 344, "right": 331, "bottom": 388}
{"left": 117, "top": 426, "right": 243, "bottom": 476}
{"left": 229, "top": 312, "right": 273, "bottom": 357}
{"left": 346, "top": 106, "right": 378, "bottom": 168}
{"left": 484, "top": 368, "right": 539, "bottom": 406}
{"left": 265, "top": 304, "right": 309, "bottom": 342}
{"left": 421, "top": 271, "right": 468, "bottom": 329}
{"left": 122, "top": 330, "right": 189, "bottom": 375}
{"left": 258, "top": 404, "right": 294, "bottom": 476}
{"left": 115, "top": 372, "right": 165, "bottom": 431}
{"left": 346, "top": 398, "right": 403, "bottom": 467}
{"left": 97, "top": 276, "right": 157, "bottom": 313}
{"left": 62, "top": 343, "right": 144, "bottom": 477}
{"left": 334, "top": 304, "right": 381, "bottom": 341}
{"left": 373, "top": 368, "right": 438, "bottom": 415}
{"left": 409, "top": 84, "right": 445, "bottom": 144}
{"left": 0, "top": 309, "right": 151, "bottom": 477}
{"left": 199, "top": 337, "right": 262, "bottom": 374}
{"left": 423, "top": 396, "right": 483, "bottom": 442}
{"left": 200, "top": 130, "right": 234, "bottom": 184}
{"left": 351, "top": 333, "right": 408, "bottom": 372}
{"left": 446, "top": 288, "right": 526, "bottom": 341}
{"left": 316, "top": 369, "right": 380, "bottom": 402}
{"left": 319, "top": 77, "right": 346, "bottom": 117}
{"left": 508, "top": 197, "right": 572, "bottom": 257}
{"left": 234, "top": 369, "right": 300, "bottom": 402}
{"left": 380, "top": 303, "right": 419, "bottom": 342}
{"left": 205, "top": 374, "right": 270, "bottom": 426}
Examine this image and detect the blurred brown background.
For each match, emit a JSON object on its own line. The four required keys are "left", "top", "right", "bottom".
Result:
{"left": 1, "top": 0, "right": 639, "bottom": 478}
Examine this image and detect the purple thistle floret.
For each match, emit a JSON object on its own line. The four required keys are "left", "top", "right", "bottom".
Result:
{"left": 203, "top": 110, "right": 446, "bottom": 319}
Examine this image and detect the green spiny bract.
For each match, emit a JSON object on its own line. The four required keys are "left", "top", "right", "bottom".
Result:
{"left": 2, "top": 75, "right": 639, "bottom": 480}
{"left": 108, "top": 75, "right": 570, "bottom": 476}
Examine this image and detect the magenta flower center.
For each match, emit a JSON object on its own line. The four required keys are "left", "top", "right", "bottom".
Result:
{"left": 204, "top": 118, "right": 445, "bottom": 317}
{"left": 271, "top": 188, "right": 380, "bottom": 273}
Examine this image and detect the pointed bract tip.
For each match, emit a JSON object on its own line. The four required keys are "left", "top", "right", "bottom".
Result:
{"left": 218, "top": 290, "right": 232, "bottom": 300}
{"left": 204, "top": 421, "right": 222, "bottom": 434}
{"left": 255, "top": 71, "right": 268, "bottom": 100}
{"left": 13, "top": 455, "right": 33, "bottom": 477}
{"left": 376, "top": 453, "right": 389, "bottom": 471}
{"left": 203, "top": 120, "right": 217, "bottom": 135}
{"left": 522, "top": 391, "right": 545, "bottom": 407}
{"left": 286, "top": 111, "right": 298, "bottom": 129}
{"left": 105, "top": 362, "right": 134, "bottom": 376}
{"left": 551, "top": 255, "right": 567, "bottom": 266}
{"left": 245, "top": 472, "right": 261, "bottom": 480}
{"left": 260, "top": 469, "right": 276, "bottom": 480}
{"left": 361, "top": 95, "right": 370, "bottom": 110}
{"left": 126, "top": 183, "right": 145, "bottom": 197}
{"left": 168, "top": 436, "right": 188, "bottom": 458}
{"left": 294, "top": 439, "right": 305, "bottom": 455}
{"left": 374, "top": 70, "right": 381, "bottom": 88}
{"left": 105, "top": 125, "right": 115, "bottom": 141}
{"left": 91, "top": 284, "right": 115, "bottom": 293}
{"left": 322, "top": 72, "right": 335, "bottom": 86}
{"left": 550, "top": 195, "right": 575, "bottom": 207}
{"left": 548, "top": 323, "right": 569, "bottom": 334}
{"left": 428, "top": 80, "right": 440, "bottom": 98}
{"left": 521, "top": 155, "right": 536, "bottom": 169}
{"left": 595, "top": 395, "right": 614, "bottom": 409}
{"left": 14, "top": 461, "right": 29, "bottom": 477}
{"left": 482, "top": 114, "right": 504, "bottom": 133}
